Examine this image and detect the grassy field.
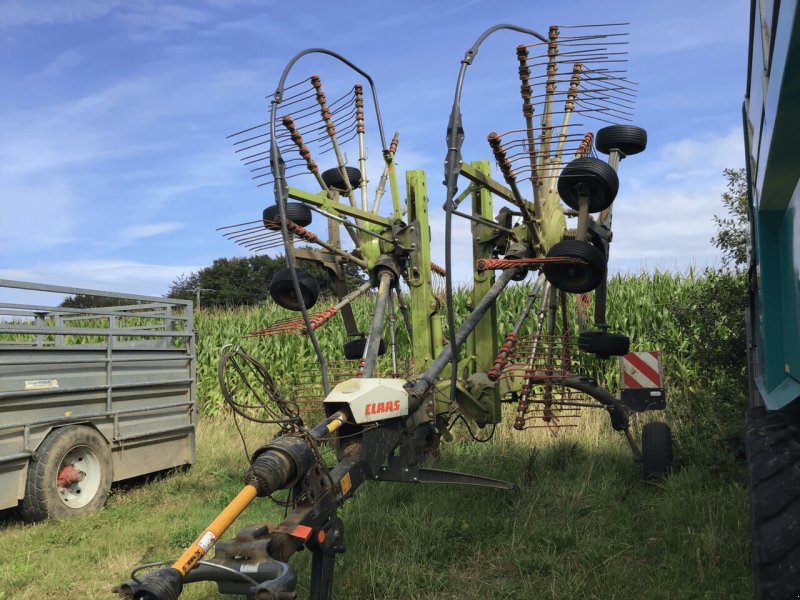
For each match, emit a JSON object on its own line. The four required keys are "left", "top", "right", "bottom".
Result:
{"left": 0, "top": 271, "right": 752, "bottom": 598}
{"left": 0, "top": 412, "right": 750, "bottom": 599}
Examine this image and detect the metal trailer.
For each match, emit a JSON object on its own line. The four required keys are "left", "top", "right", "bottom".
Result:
{"left": 0, "top": 279, "right": 197, "bottom": 522}
{"left": 743, "top": 2, "right": 800, "bottom": 598}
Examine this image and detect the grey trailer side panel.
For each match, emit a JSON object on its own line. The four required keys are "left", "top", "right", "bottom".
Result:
{"left": 0, "top": 279, "right": 197, "bottom": 515}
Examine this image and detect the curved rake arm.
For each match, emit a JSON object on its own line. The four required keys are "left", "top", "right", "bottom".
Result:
{"left": 269, "top": 48, "right": 388, "bottom": 396}
{"left": 442, "top": 24, "right": 548, "bottom": 413}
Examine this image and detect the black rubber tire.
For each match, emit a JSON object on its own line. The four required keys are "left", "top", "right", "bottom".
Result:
{"left": 746, "top": 406, "right": 800, "bottom": 599}
{"left": 263, "top": 203, "right": 312, "bottom": 230}
{"left": 269, "top": 268, "right": 320, "bottom": 311}
{"left": 343, "top": 337, "right": 386, "bottom": 360}
{"left": 543, "top": 240, "right": 607, "bottom": 294}
{"left": 578, "top": 331, "right": 630, "bottom": 359}
{"left": 19, "top": 425, "right": 112, "bottom": 522}
{"left": 595, "top": 125, "right": 648, "bottom": 156}
{"left": 321, "top": 166, "right": 362, "bottom": 190}
{"left": 641, "top": 421, "right": 673, "bottom": 481}
{"left": 557, "top": 157, "right": 619, "bottom": 212}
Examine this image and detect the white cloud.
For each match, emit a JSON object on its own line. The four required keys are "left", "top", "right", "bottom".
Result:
{"left": 117, "top": 2, "right": 213, "bottom": 39}
{"left": 658, "top": 129, "right": 744, "bottom": 178}
{"left": 0, "top": 180, "right": 80, "bottom": 254}
{"left": 27, "top": 49, "right": 84, "bottom": 80}
{"left": 119, "top": 222, "right": 184, "bottom": 242}
{"left": 0, "top": 0, "right": 117, "bottom": 29}
{"left": 0, "top": 0, "right": 219, "bottom": 34}
{"left": 0, "top": 259, "right": 202, "bottom": 297}
{"left": 413, "top": 126, "right": 745, "bottom": 281}
{"left": 606, "top": 127, "right": 744, "bottom": 271}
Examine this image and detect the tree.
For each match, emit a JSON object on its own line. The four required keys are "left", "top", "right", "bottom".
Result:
{"left": 711, "top": 168, "right": 750, "bottom": 269}
{"left": 60, "top": 294, "right": 130, "bottom": 308}
{"left": 166, "top": 252, "right": 366, "bottom": 308}
{"left": 166, "top": 273, "right": 200, "bottom": 303}
{"left": 661, "top": 168, "right": 751, "bottom": 470}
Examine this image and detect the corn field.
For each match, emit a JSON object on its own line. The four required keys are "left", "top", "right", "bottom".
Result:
{"left": 196, "top": 268, "right": 749, "bottom": 470}
{"left": 197, "top": 271, "right": 694, "bottom": 412}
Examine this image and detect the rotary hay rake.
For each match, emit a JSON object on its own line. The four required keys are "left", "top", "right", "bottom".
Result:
{"left": 116, "top": 22, "right": 672, "bottom": 600}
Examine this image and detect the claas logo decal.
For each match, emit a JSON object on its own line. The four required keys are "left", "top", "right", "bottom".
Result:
{"left": 364, "top": 400, "right": 401, "bottom": 417}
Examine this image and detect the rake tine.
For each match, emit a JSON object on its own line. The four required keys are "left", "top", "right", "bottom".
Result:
{"left": 282, "top": 115, "right": 329, "bottom": 191}
{"left": 354, "top": 84, "right": 369, "bottom": 211}
{"left": 311, "top": 76, "right": 357, "bottom": 208}
{"left": 517, "top": 45, "right": 542, "bottom": 205}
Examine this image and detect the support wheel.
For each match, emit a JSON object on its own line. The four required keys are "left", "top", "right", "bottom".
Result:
{"left": 641, "top": 421, "right": 673, "bottom": 481}
{"left": 343, "top": 337, "right": 386, "bottom": 360}
{"left": 746, "top": 406, "right": 800, "bottom": 599}
{"left": 557, "top": 157, "right": 619, "bottom": 212}
{"left": 594, "top": 125, "right": 648, "bottom": 156}
{"left": 269, "top": 268, "right": 320, "bottom": 311}
{"left": 321, "top": 166, "right": 362, "bottom": 190}
{"left": 578, "top": 331, "right": 630, "bottom": 359}
{"left": 543, "top": 240, "right": 607, "bottom": 293}
{"left": 263, "top": 203, "right": 312, "bottom": 230}
{"left": 19, "top": 425, "right": 112, "bottom": 522}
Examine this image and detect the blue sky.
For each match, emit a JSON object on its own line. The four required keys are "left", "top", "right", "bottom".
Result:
{"left": 1, "top": 0, "right": 749, "bottom": 298}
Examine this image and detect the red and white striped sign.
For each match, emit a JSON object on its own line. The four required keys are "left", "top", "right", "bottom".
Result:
{"left": 620, "top": 352, "right": 663, "bottom": 389}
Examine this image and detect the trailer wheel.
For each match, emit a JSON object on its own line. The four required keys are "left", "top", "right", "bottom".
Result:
{"left": 594, "top": 125, "right": 648, "bottom": 156}
{"left": 343, "top": 337, "right": 386, "bottom": 360}
{"left": 746, "top": 407, "right": 800, "bottom": 600}
{"left": 321, "top": 166, "right": 362, "bottom": 190}
{"left": 543, "top": 240, "right": 607, "bottom": 293}
{"left": 556, "top": 157, "right": 619, "bottom": 212}
{"left": 578, "top": 331, "right": 630, "bottom": 359}
{"left": 263, "top": 203, "right": 312, "bottom": 230}
{"left": 19, "top": 425, "right": 112, "bottom": 522}
{"left": 641, "top": 421, "right": 673, "bottom": 481}
{"left": 269, "top": 268, "right": 320, "bottom": 311}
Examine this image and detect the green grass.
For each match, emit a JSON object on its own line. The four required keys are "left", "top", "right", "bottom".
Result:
{"left": 0, "top": 270, "right": 751, "bottom": 598}
{"left": 0, "top": 412, "right": 750, "bottom": 599}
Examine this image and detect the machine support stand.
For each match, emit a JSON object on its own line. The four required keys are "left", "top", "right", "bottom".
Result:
{"left": 308, "top": 516, "right": 344, "bottom": 600}
{"left": 309, "top": 551, "right": 335, "bottom": 600}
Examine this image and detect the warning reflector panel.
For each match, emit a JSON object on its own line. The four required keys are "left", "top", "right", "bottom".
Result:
{"left": 620, "top": 352, "right": 663, "bottom": 389}
{"left": 619, "top": 352, "right": 666, "bottom": 412}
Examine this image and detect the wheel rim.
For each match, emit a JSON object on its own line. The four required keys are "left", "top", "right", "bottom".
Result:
{"left": 56, "top": 445, "right": 101, "bottom": 509}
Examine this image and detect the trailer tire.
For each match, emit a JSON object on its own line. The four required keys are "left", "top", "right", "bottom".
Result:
{"left": 594, "top": 125, "right": 648, "bottom": 156}
{"left": 641, "top": 421, "right": 673, "bottom": 481}
{"left": 747, "top": 406, "right": 800, "bottom": 600}
{"left": 263, "top": 203, "right": 312, "bottom": 230}
{"left": 543, "top": 240, "right": 607, "bottom": 293}
{"left": 321, "top": 166, "right": 362, "bottom": 190}
{"left": 19, "top": 425, "right": 112, "bottom": 522}
{"left": 343, "top": 337, "right": 386, "bottom": 360}
{"left": 269, "top": 268, "right": 320, "bottom": 311}
{"left": 557, "top": 157, "right": 619, "bottom": 212}
{"left": 578, "top": 331, "right": 630, "bottom": 359}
